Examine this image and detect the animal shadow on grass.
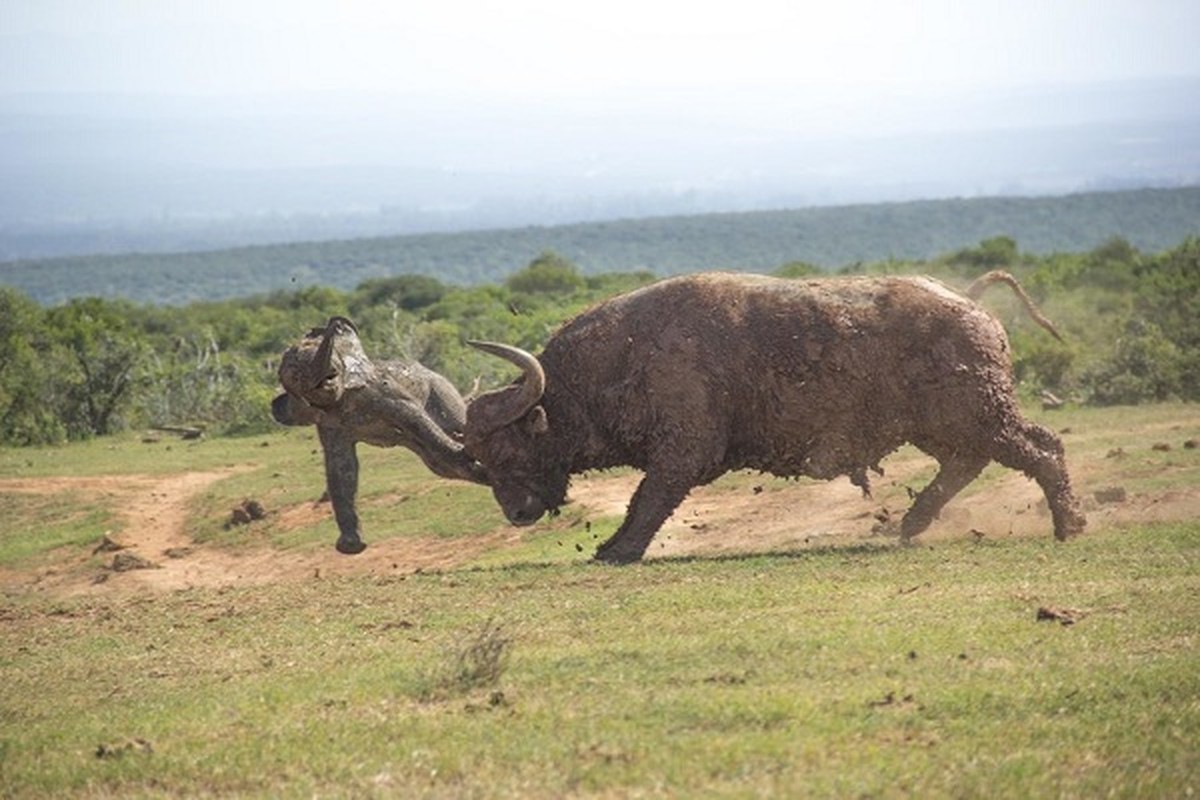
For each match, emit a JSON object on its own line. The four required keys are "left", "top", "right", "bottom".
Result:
{"left": 624, "top": 541, "right": 899, "bottom": 569}
{"left": 462, "top": 540, "right": 897, "bottom": 576}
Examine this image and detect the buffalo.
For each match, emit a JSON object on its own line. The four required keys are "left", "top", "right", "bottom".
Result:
{"left": 273, "top": 316, "right": 487, "bottom": 554}
{"left": 464, "top": 271, "right": 1086, "bottom": 564}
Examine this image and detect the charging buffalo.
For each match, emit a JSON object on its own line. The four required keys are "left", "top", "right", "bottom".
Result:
{"left": 464, "top": 271, "right": 1086, "bottom": 564}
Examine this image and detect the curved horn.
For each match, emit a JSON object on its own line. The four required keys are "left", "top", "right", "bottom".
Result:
{"left": 326, "top": 316, "right": 359, "bottom": 335}
{"left": 312, "top": 325, "right": 337, "bottom": 388}
{"left": 313, "top": 317, "right": 358, "bottom": 381}
{"left": 468, "top": 340, "right": 546, "bottom": 427}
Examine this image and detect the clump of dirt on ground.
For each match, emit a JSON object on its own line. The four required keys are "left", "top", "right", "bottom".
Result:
{"left": 226, "top": 499, "right": 267, "bottom": 528}
{"left": 111, "top": 551, "right": 158, "bottom": 572}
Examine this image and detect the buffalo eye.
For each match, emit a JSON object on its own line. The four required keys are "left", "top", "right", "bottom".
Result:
{"left": 524, "top": 406, "right": 549, "bottom": 435}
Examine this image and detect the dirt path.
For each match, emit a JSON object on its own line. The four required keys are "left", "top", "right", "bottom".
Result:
{"left": 571, "top": 459, "right": 1050, "bottom": 562}
{"left": 0, "top": 469, "right": 529, "bottom": 596}
{"left": 1, "top": 470, "right": 245, "bottom": 595}
{"left": 2, "top": 441, "right": 1197, "bottom": 597}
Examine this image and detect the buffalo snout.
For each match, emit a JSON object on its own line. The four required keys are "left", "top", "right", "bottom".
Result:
{"left": 271, "top": 393, "right": 298, "bottom": 425}
{"left": 495, "top": 487, "right": 546, "bottom": 527}
{"left": 271, "top": 393, "right": 321, "bottom": 427}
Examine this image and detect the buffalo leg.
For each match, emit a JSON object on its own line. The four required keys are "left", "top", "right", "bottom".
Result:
{"left": 317, "top": 427, "right": 368, "bottom": 554}
{"left": 594, "top": 473, "right": 693, "bottom": 565}
{"left": 990, "top": 418, "right": 1086, "bottom": 540}
{"left": 900, "top": 453, "right": 988, "bottom": 540}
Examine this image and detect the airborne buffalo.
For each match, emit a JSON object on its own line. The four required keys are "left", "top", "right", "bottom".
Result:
{"left": 464, "top": 271, "right": 1086, "bottom": 564}
{"left": 272, "top": 317, "right": 487, "bottom": 554}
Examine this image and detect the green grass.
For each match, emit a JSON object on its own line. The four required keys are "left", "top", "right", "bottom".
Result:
{"left": 1, "top": 403, "right": 1198, "bottom": 797}
{"left": 3, "top": 403, "right": 1196, "bottom": 568}
{"left": 0, "top": 491, "right": 115, "bottom": 567}
{"left": 0, "top": 431, "right": 261, "bottom": 479}
{"left": 0, "top": 427, "right": 500, "bottom": 569}
{"left": 1, "top": 524, "right": 1197, "bottom": 798}
{"left": 184, "top": 430, "right": 501, "bottom": 551}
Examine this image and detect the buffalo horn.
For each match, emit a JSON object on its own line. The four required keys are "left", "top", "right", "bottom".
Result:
{"left": 468, "top": 340, "right": 546, "bottom": 427}
{"left": 312, "top": 317, "right": 359, "bottom": 386}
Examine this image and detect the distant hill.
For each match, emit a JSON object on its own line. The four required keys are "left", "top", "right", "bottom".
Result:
{"left": 2, "top": 187, "right": 1198, "bottom": 306}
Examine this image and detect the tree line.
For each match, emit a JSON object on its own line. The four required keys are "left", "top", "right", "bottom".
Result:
{"left": 3, "top": 187, "right": 1199, "bottom": 307}
{"left": 0, "top": 238, "right": 1197, "bottom": 447}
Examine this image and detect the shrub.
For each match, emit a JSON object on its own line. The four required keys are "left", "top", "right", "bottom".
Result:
{"left": 1082, "top": 319, "right": 1182, "bottom": 405}
{"left": 506, "top": 251, "right": 586, "bottom": 295}
{"left": 413, "top": 619, "right": 511, "bottom": 702}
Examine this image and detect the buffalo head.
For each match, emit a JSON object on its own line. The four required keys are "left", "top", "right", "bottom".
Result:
{"left": 273, "top": 316, "right": 369, "bottom": 419}
{"left": 465, "top": 341, "right": 568, "bottom": 526}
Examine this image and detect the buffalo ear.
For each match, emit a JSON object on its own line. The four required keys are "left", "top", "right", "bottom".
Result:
{"left": 525, "top": 406, "right": 549, "bottom": 435}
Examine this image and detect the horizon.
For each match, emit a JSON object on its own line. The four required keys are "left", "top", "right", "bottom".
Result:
{"left": 2, "top": 2, "right": 1199, "bottom": 260}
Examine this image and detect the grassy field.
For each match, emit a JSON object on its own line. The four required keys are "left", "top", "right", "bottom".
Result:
{"left": 1, "top": 404, "right": 1198, "bottom": 798}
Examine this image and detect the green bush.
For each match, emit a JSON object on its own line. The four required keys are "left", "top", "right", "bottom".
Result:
{"left": 352, "top": 274, "right": 447, "bottom": 314}
{"left": 505, "top": 251, "right": 586, "bottom": 295}
{"left": 1082, "top": 319, "right": 1183, "bottom": 405}
{"left": 1012, "top": 335, "right": 1076, "bottom": 393}
{"left": 2, "top": 237, "right": 1199, "bottom": 447}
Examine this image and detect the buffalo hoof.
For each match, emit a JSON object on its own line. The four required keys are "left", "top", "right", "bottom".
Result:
{"left": 1054, "top": 513, "right": 1087, "bottom": 541}
{"left": 336, "top": 538, "right": 367, "bottom": 555}
{"left": 593, "top": 547, "right": 643, "bottom": 566}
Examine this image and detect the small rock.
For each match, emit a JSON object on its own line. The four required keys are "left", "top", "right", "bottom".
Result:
{"left": 112, "top": 552, "right": 159, "bottom": 572}
{"left": 96, "top": 738, "right": 153, "bottom": 759}
{"left": 1037, "top": 606, "right": 1084, "bottom": 626}
{"left": 226, "top": 499, "right": 268, "bottom": 528}
{"left": 1093, "top": 486, "right": 1127, "bottom": 504}
{"left": 1104, "top": 448, "right": 1126, "bottom": 459}
{"left": 1152, "top": 442, "right": 1171, "bottom": 452}
{"left": 1183, "top": 439, "right": 1198, "bottom": 450}
{"left": 92, "top": 533, "right": 126, "bottom": 555}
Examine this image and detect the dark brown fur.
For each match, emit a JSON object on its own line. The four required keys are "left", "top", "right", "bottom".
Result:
{"left": 466, "top": 272, "right": 1086, "bottom": 564}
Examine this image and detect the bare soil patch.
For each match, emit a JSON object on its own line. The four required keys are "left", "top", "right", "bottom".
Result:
{"left": 0, "top": 468, "right": 529, "bottom": 597}
{"left": 2, "top": 438, "right": 1198, "bottom": 597}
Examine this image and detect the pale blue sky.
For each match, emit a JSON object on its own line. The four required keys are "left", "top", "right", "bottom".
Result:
{"left": 1, "top": 1, "right": 1197, "bottom": 247}
{"left": 3, "top": 0, "right": 1197, "bottom": 98}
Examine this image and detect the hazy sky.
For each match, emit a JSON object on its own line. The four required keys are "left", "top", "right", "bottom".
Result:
{"left": 1, "top": 0, "right": 1198, "bottom": 241}
{"left": 3, "top": 0, "right": 1198, "bottom": 98}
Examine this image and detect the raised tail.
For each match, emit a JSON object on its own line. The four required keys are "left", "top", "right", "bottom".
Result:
{"left": 965, "top": 270, "right": 1063, "bottom": 342}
